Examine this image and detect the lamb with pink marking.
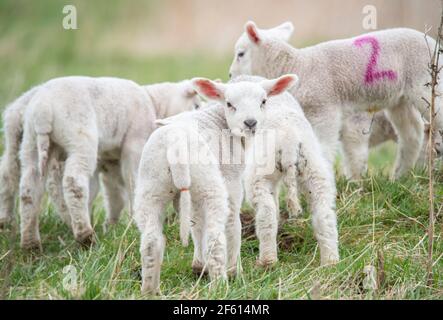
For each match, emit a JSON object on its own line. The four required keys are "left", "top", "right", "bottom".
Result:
{"left": 229, "top": 21, "right": 443, "bottom": 179}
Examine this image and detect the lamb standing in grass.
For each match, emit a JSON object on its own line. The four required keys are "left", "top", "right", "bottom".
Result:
{"left": 133, "top": 75, "right": 297, "bottom": 293}
{"left": 3, "top": 76, "right": 201, "bottom": 248}
{"left": 46, "top": 79, "right": 203, "bottom": 227}
{"left": 243, "top": 76, "right": 339, "bottom": 267}
{"left": 229, "top": 21, "right": 443, "bottom": 179}
{"left": 340, "top": 111, "right": 443, "bottom": 178}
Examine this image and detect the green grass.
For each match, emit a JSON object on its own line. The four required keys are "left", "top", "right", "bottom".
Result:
{"left": 0, "top": 0, "right": 442, "bottom": 300}
{"left": 1, "top": 165, "right": 442, "bottom": 299}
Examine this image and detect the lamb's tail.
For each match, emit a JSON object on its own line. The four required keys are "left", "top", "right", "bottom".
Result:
{"left": 1, "top": 87, "right": 39, "bottom": 160}
{"left": 32, "top": 97, "right": 53, "bottom": 178}
{"left": 170, "top": 163, "right": 192, "bottom": 246}
{"left": 36, "top": 133, "right": 50, "bottom": 177}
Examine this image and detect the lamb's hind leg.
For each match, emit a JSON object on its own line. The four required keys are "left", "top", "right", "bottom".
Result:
{"left": 0, "top": 153, "right": 20, "bottom": 227}
{"left": 46, "top": 151, "right": 71, "bottom": 225}
{"left": 19, "top": 132, "right": 46, "bottom": 250}
{"left": 385, "top": 102, "right": 423, "bottom": 179}
{"left": 0, "top": 111, "right": 23, "bottom": 227}
{"left": 47, "top": 156, "right": 99, "bottom": 227}
{"left": 62, "top": 151, "right": 96, "bottom": 245}
{"left": 134, "top": 191, "right": 170, "bottom": 294}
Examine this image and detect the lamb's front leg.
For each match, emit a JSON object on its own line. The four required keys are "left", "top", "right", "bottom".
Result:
{"left": 225, "top": 179, "right": 243, "bottom": 277}
{"left": 252, "top": 178, "right": 280, "bottom": 267}
{"left": 306, "top": 103, "right": 342, "bottom": 166}
{"left": 201, "top": 189, "right": 228, "bottom": 282}
{"left": 101, "top": 161, "right": 126, "bottom": 226}
{"left": 340, "top": 113, "right": 371, "bottom": 179}
{"left": 385, "top": 103, "right": 423, "bottom": 179}
{"left": 190, "top": 199, "right": 206, "bottom": 275}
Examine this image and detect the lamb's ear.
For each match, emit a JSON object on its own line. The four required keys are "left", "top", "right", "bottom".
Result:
{"left": 270, "top": 21, "right": 294, "bottom": 42}
{"left": 191, "top": 78, "right": 226, "bottom": 101}
{"left": 261, "top": 74, "right": 299, "bottom": 96}
{"left": 245, "top": 21, "right": 262, "bottom": 44}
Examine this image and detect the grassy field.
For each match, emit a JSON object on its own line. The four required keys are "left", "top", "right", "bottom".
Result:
{"left": 0, "top": 0, "right": 442, "bottom": 300}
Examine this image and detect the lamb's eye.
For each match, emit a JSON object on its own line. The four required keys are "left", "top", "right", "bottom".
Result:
{"left": 261, "top": 99, "right": 267, "bottom": 107}
{"left": 227, "top": 102, "right": 236, "bottom": 111}
{"left": 237, "top": 52, "right": 245, "bottom": 58}
{"left": 194, "top": 104, "right": 200, "bottom": 110}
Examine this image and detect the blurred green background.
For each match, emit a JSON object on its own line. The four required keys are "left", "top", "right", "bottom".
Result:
{"left": 0, "top": 0, "right": 231, "bottom": 110}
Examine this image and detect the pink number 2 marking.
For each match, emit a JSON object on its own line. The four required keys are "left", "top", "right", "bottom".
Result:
{"left": 354, "top": 36, "right": 397, "bottom": 84}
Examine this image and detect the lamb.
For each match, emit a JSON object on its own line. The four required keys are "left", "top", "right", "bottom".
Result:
{"left": 229, "top": 21, "right": 443, "bottom": 179}
{"left": 340, "top": 111, "right": 443, "bottom": 179}
{"left": 133, "top": 74, "right": 297, "bottom": 293}
{"left": 243, "top": 77, "right": 339, "bottom": 267}
{"left": 45, "top": 79, "right": 203, "bottom": 228}
{"left": 2, "top": 76, "right": 200, "bottom": 249}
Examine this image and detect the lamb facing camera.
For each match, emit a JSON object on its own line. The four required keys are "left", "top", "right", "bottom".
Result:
{"left": 133, "top": 74, "right": 297, "bottom": 294}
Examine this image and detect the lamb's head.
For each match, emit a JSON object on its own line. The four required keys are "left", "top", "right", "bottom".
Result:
{"left": 229, "top": 21, "right": 294, "bottom": 78}
{"left": 146, "top": 80, "right": 203, "bottom": 119}
{"left": 192, "top": 74, "right": 298, "bottom": 137}
{"left": 168, "top": 81, "right": 203, "bottom": 116}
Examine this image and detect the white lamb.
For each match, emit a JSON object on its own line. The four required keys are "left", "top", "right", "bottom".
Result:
{"left": 133, "top": 74, "right": 297, "bottom": 293}
{"left": 229, "top": 21, "right": 443, "bottom": 179}
{"left": 1, "top": 76, "right": 201, "bottom": 249}
{"left": 243, "top": 77, "right": 339, "bottom": 267}
{"left": 45, "top": 79, "right": 203, "bottom": 227}
{"left": 340, "top": 111, "right": 443, "bottom": 179}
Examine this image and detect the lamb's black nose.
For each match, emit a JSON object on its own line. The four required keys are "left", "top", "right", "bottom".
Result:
{"left": 229, "top": 73, "right": 232, "bottom": 79}
{"left": 244, "top": 119, "right": 257, "bottom": 129}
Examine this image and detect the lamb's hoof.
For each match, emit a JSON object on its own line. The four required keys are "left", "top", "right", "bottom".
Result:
{"left": 102, "top": 218, "right": 119, "bottom": 233}
{"left": 192, "top": 262, "right": 208, "bottom": 277}
{"left": 256, "top": 258, "right": 278, "bottom": 269}
{"left": 141, "top": 283, "right": 160, "bottom": 295}
{"left": 320, "top": 256, "right": 339, "bottom": 266}
{"left": 21, "top": 239, "right": 42, "bottom": 252}
{"left": 287, "top": 200, "right": 302, "bottom": 217}
{"left": 75, "top": 230, "right": 96, "bottom": 248}
{"left": 227, "top": 268, "right": 239, "bottom": 279}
